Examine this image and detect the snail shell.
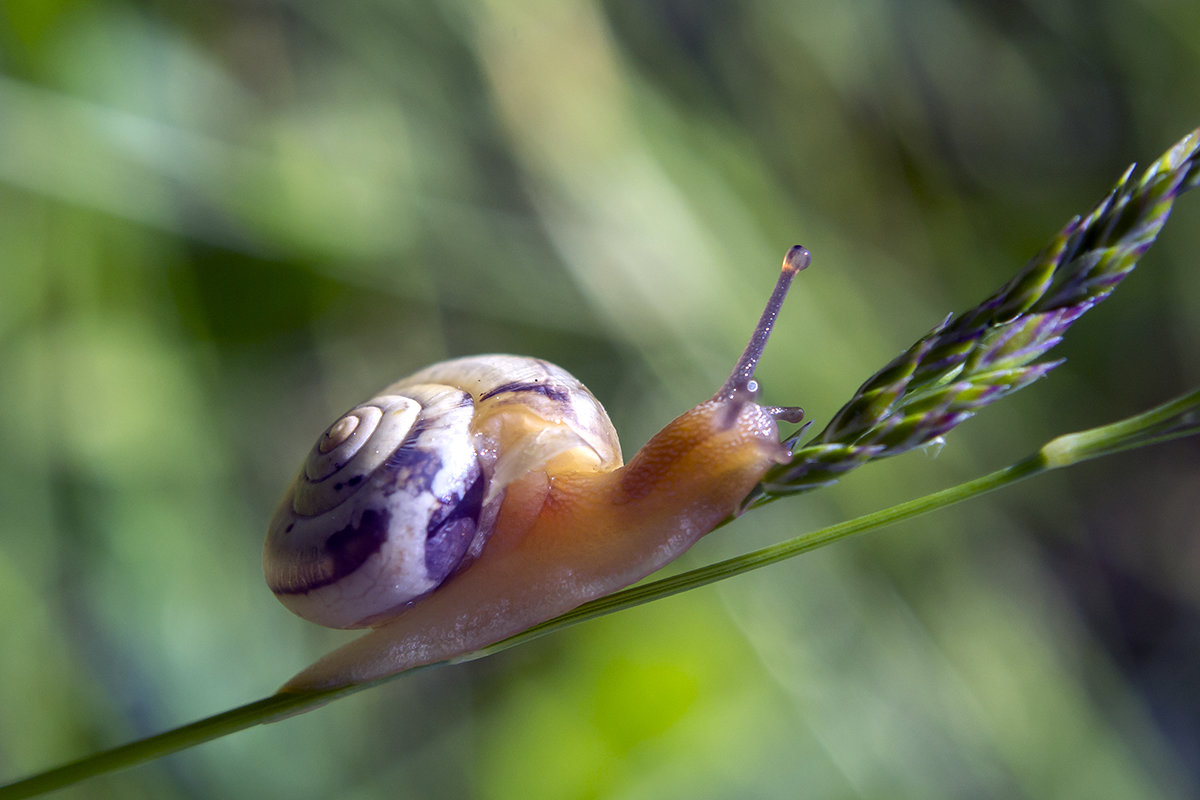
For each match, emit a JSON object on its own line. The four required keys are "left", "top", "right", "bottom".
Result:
{"left": 264, "top": 356, "right": 620, "bottom": 629}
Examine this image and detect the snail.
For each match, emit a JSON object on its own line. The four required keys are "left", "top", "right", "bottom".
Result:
{"left": 266, "top": 246, "right": 810, "bottom": 691}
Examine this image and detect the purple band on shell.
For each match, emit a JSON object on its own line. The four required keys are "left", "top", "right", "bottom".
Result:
{"left": 479, "top": 380, "right": 571, "bottom": 404}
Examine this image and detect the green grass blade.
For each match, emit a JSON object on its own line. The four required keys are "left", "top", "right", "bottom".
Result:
{"left": 4, "top": 384, "right": 1198, "bottom": 799}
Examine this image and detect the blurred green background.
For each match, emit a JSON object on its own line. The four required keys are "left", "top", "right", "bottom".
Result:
{"left": 2, "top": 1, "right": 1198, "bottom": 798}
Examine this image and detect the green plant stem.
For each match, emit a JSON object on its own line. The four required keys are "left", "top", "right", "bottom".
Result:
{"left": 3, "top": 386, "right": 1199, "bottom": 799}
{"left": 0, "top": 694, "right": 331, "bottom": 800}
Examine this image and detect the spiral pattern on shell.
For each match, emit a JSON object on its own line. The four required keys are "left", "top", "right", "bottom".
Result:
{"left": 265, "top": 385, "right": 485, "bottom": 628}
{"left": 263, "top": 356, "right": 622, "bottom": 630}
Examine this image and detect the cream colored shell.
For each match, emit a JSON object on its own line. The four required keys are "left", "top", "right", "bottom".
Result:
{"left": 263, "top": 355, "right": 622, "bottom": 629}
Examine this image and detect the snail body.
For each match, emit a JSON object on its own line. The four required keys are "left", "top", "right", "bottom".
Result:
{"left": 266, "top": 247, "right": 810, "bottom": 690}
